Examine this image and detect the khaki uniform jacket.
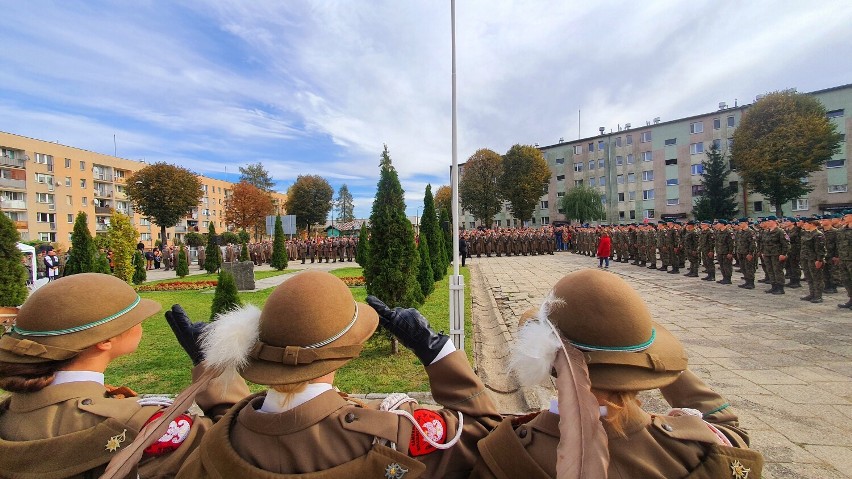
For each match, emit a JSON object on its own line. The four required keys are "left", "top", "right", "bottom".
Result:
{"left": 0, "top": 365, "right": 249, "bottom": 479}
{"left": 470, "top": 370, "right": 762, "bottom": 479}
{"left": 176, "top": 351, "right": 501, "bottom": 479}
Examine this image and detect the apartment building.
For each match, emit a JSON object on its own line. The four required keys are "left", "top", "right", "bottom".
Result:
{"left": 460, "top": 83, "right": 851, "bottom": 228}
{"left": 0, "top": 131, "right": 286, "bottom": 249}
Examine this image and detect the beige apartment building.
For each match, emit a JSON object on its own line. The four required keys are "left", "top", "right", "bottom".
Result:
{"left": 0, "top": 131, "right": 286, "bottom": 250}
{"left": 460, "top": 83, "right": 851, "bottom": 228}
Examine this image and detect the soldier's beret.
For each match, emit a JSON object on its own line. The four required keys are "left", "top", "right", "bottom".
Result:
{"left": 764, "top": 215, "right": 777, "bottom": 221}
{"left": 718, "top": 219, "right": 728, "bottom": 225}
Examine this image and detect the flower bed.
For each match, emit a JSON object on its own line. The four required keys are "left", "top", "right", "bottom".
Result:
{"left": 137, "top": 281, "right": 218, "bottom": 292}
{"left": 340, "top": 276, "right": 366, "bottom": 287}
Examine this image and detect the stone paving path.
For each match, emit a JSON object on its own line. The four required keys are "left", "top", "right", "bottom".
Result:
{"left": 469, "top": 252, "right": 852, "bottom": 479}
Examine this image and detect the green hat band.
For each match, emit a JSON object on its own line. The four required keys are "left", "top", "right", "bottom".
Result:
{"left": 571, "top": 328, "right": 656, "bottom": 353}
{"left": 11, "top": 296, "right": 142, "bottom": 337}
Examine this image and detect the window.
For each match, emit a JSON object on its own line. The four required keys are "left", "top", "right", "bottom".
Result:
{"left": 556, "top": 174, "right": 565, "bottom": 181}
{"left": 619, "top": 211, "right": 625, "bottom": 219}
{"left": 665, "top": 158, "right": 678, "bottom": 165}
{"left": 616, "top": 155, "right": 624, "bottom": 166}
{"left": 692, "top": 185, "right": 705, "bottom": 196}
{"left": 666, "top": 178, "right": 679, "bottom": 186}
{"left": 469, "top": 222, "right": 476, "bottom": 229}
{"left": 36, "top": 193, "right": 54, "bottom": 203}
{"left": 690, "top": 142, "right": 704, "bottom": 154}
{"left": 826, "top": 109, "right": 844, "bottom": 119}
{"left": 598, "top": 159, "right": 605, "bottom": 169}
{"left": 541, "top": 217, "right": 550, "bottom": 225}
{"left": 601, "top": 195, "right": 607, "bottom": 204}
{"left": 629, "top": 210, "right": 636, "bottom": 219}
{"left": 642, "top": 151, "right": 652, "bottom": 162}
{"left": 531, "top": 217, "right": 536, "bottom": 224}
{"left": 642, "top": 170, "right": 654, "bottom": 181}
{"left": 81, "top": 179, "right": 88, "bottom": 189}
{"left": 140, "top": 217, "right": 150, "bottom": 226}
{"left": 618, "top": 192, "right": 625, "bottom": 202}
{"left": 644, "top": 209, "right": 655, "bottom": 219}
{"left": 588, "top": 143, "right": 595, "bottom": 153}
{"left": 35, "top": 173, "right": 53, "bottom": 184}
{"left": 690, "top": 122, "right": 703, "bottom": 134}
{"left": 666, "top": 198, "right": 679, "bottom": 206}
{"left": 627, "top": 172, "right": 636, "bottom": 183}
{"left": 792, "top": 199, "right": 809, "bottom": 211}
{"left": 729, "top": 181, "right": 739, "bottom": 191}
{"left": 64, "top": 176, "right": 71, "bottom": 186}
{"left": 827, "top": 159, "right": 846, "bottom": 168}
{"left": 588, "top": 161, "right": 595, "bottom": 170}
{"left": 574, "top": 180, "right": 583, "bottom": 187}
{"left": 727, "top": 138, "right": 734, "bottom": 149}
{"left": 35, "top": 153, "right": 54, "bottom": 164}
{"left": 66, "top": 195, "right": 72, "bottom": 205}
{"left": 753, "top": 201, "right": 763, "bottom": 212}
{"left": 573, "top": 145, "right": 583, "bottom": 155}
{"left": 628, "top": 191, "right": 636, "bottom": 201}
{"left": 641, "top": 131, "right": 652, "bottom": 143}
{"left": 598, "top": 141, "right": 605, "bottom": 151}
{"left": 713, "top": 118, "right": 721, "bottom": 130}
{"left": 36, "top": 213, "right": 54, "bottom": 222}
{"left": 589, "top": 177, "right": 597, "bottom": 187}
{"left": 626, "top": 154, "right": 634, "bottom": 164}
{"left": 79, "top": 161, "right": 85, "bottom": 171}
{"left": 39, "top": 233, "right": 56, "bottom": 242}
{"left": 617, "top": 174, "right": 624, "bottom": 184}
{"left": 496, "top": 220, "right": 502, "bottom": 227}
{"left": 712, "top": 139, "right": 722, "bottom": 150}
{"left": 67, "top": 214, "right": 74, "bottom": 223}
{"left": 556, "top": 192, "right": 565, "bottom": 198}
{"left": 615, "top": 137, "right": 622, "bottom": 147}
{"left": 599, "top": 176, "right": 606, "bottom": 186}
{"left": 540, "top": 200, "right": 549, "bottom": 209}
{"left": 81, "top": 197, "right": 87, "bottom": 206}
{"left": 573, "top": 162, "right": 583, "bottom": 172}
{"left": 642, "top": 189, "right": 655, "bottom": 200}
{"left": 664, "top": 138, "right": 676, "bottom": 146}
{"left": 556, "top": 158, "right": 564, "bottom": 164}
{"left": 727, "top": 116, "right": 735, "bottom": 127}
{"left": 829, "top": 184, "right": 848, "bottom": 193}
{"left": 64, "top": 158, "right": 71, "bottom": 168}
{"left": 691, "top": 164, "right": 704, "bottom": 175}
{"left": 626, "top": 134, "right": 633, "bottom": 145}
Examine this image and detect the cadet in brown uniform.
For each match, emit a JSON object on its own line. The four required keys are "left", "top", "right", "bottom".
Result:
{"left": 0, "top": 273, "right": 248, "bottom": 479}
{"left": 471, "top": 270, "right": 763, "bottom": 479}
{"left": 177, "top": 271, "right": 501, "bottom": 479}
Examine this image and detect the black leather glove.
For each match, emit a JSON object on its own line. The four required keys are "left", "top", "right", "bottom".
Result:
{"left": 165, "top": 304, "right": 206, "bottom": 365}
{"left": 366, "top": 296, "right": 449, "bottom": 365}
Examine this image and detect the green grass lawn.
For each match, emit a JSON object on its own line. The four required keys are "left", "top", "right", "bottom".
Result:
{"left": 106, "top": 265, "right": 472, "bottom": 394}
{"left": 141, "top": 269, "right": 296, "bottom": 286}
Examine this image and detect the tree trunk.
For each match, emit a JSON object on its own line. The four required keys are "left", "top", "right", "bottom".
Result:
{"left": 774, "top": 202, "right": 783, "bottom": 218}
{"left": 160, "top": 225, "right": 167, "bottom": 251}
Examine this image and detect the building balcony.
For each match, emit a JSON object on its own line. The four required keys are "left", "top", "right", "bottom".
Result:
{"left": 114, "top": 176, "right": 126, "bottom": 184}
{"left": 0, "top": 178, "right": 26, "bottom": 190}
{"left": 0, "top": 199, "right": 27, "bottom": 210}
{"left": 96, "top": 223, "right": 109, "bottom": 231}
{"left": 94, "top": 190, "right": 113, "bottom": 198}
{"left": 14, "top": 221, "right": 27, "bottom": 229}
{"left": 0, "top": 156, "right": 26, "bottom": 168}
{"left": 94, "top": 206, "right": 112, "bottom": 215}
{"left": 174, "top": 225, "right": 188, "bottom": 233}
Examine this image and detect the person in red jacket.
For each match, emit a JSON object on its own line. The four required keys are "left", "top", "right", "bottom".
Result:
{"left": 597, "top": 229, "right": 612, "bottom": 268}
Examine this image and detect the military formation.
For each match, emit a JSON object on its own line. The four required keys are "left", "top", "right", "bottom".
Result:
{"left": 288, "top": 236, "right": 359, "bottom": 264}
{"left": 460, "top": 227, "right": 557, "bottom": 257}
{"left": 570, "top": 213, "right": 852, "bottom": 306}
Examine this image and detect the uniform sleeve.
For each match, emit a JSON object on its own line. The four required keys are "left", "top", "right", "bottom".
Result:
{"left": 658, "top": 369, "right": 751, "bottom": 448}
{"left": 780, "top": 230, "right": 791, "bottom": 255}
{"left": 815, "top": 234, "right": 827, "bottom": 261}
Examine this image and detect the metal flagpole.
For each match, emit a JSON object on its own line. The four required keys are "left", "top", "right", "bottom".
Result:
{"left": 449, "top": 0, "right": 464, "bottom": 352}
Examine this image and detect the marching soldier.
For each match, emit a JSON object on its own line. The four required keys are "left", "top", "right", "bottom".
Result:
{"left": 799, "top": 217, "right": 827, "bottom": 303}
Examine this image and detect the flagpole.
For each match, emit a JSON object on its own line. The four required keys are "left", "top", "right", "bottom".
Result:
{"left": 449, "top": 0, "right": 464, "bottom": 352}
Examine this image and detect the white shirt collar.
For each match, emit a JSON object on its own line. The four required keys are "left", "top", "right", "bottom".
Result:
{"left": 259, "top": 383, "right": 333, "bottom": 413}
{"left": 52, "top": 371, "right": 105, "bottom": 386}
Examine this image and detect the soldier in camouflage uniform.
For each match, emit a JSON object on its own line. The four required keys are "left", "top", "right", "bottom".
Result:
{"left": 760, "top": 216, "right": 791, "bottom": 295}
{"left": 821, "top": 217, "right": 840, "bottom": 294}
{"left": 666, "top": 221, "right": 682, "bottom": 274}
{"left": 799, "top": 217, "right": 827, "bottom": 303}
{"left": 646, "top": 224, "right": 659, "bottom": 269}
{"left": 714, "top": 221, "right": 735, "bottom": 284}
{"left": 628, "top": 225, "right": 640, "bottom": 265}
{"left": 699, "top": 222, "right": 715, "bottom": 281}
{"left": 682, "top": 221, "right": 700, "bottom": 277}
{"left": 735, "top": 219, "right": 759, "bottom": 289}
{"left": 784, "top": 219, "right": 803, "bottom": 289}
{"left": 836, "top": 213, "right": 852, "bottom": 308}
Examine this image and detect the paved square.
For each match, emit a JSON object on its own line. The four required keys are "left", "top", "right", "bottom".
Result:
{"left": 469, "top": 252, "right": 852, "bottom": 479}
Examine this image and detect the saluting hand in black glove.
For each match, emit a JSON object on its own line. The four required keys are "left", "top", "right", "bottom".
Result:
{"left": 366, "top": 296, "right": 449, "bottom": 365}
{"left": 165, "top": 304, "right": 207, "bottom": 366}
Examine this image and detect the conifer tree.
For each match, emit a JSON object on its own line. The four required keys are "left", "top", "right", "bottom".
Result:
{"left": 211, "top": 269, "right": 242, "bottom": 319}
{"left": 95, "top": 251, "right": 111, "bottom": 274}
{"left": 365, "top": 145, "right": 422, "bottom": 310}
{"left": 270, "top": 215, "right": 288, "bottom": 270}
{"left": 204, "top": 223, "right": 222, "bottom": 274}
{"left": 420, "top": 184, "right": 446, "bottom": 281}
{"left": 0, "top": 212, "right": 28, "bottom": 307}
{"left": 355, "top": 223, "right": 369, "bottom": 267}
{"left": 176, "top": 246, "right": 189, "bottom": 277}
{"left": 132, "top": 250, "right": 146, "bottom": 285}
{"left": 417, "top": 240, "right": 434, "bottom": 298}
{"left": 107, "top": 211, "right": 137, "bottom": 283}
{"left": 439, "top": 208, "right": 453, "bottom": 263}
{"left": 239, "top": 242, "right": 249, "bottom": 262}
{"left": 693, "top": 143, "right": 739, "bottom": 220}
{"left": 64, "top": 212, "right": 98, "bottom": 276}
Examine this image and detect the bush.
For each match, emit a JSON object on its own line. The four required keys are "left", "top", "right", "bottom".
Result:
{"left": 95, "top": 252, "right": 111, "bottom": 274}
{"left": 355, "top": 223, "right": 369, "bottom": 267}
{"left": 238, "top": 230, "right": 250, "bottom": 244}
{"left": 205, "top": 223, "right": 222, "bottom": 274}
{"left": 221, "top": 231, "right": 240, "bottom": 245}
{"left": 132, "top": 250, "right": 147, "bottom": 285}
{"left": 240, "top": 242, "right": 249, "bottom": 262}
{"left": 184, "top": 232, "right": 205, "bottom": 248}
{"left": 270, "top": 215, "right": 288, "bottom": 271}
{"left": 0, "top": 213, "right": 28, "bottom": 307}
{"left": 64, "top": 212, "right": 98, "bottom": 276}
{"left": 210, "top": 269, "right": 242, "bottom": 319}
{"left": 176, "top": 246, "right": 189, "bottom": 278}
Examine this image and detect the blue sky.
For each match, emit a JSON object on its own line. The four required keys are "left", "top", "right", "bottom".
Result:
{"left": 2, "top": 1, "right": 851, "bottom": 219}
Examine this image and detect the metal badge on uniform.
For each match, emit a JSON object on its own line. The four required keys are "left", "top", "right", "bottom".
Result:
{"left": 408, "top": 409, "right": 446, "bottom": 456}
{"left": 142, "top": 411, "right": 193, "bottom": 456}
{"left": 384, "top": 462, "right": 409, "bottom": 478}
{"left": 105, "top": 429, "right": 127, "bottom": 452}
{"left": 730, "top": 459, "right": 750, "bottom": 478}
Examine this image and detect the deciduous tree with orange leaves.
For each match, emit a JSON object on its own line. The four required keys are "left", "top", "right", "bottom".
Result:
{"left": 224, "top": 181, "right": 274, "bottom": 241}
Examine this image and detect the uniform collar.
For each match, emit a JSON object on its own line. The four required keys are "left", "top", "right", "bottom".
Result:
{"left": 237, "top": 389, "right": 348, "bottom": 435}
{"left": 7, "top": 381, "right": 107, "bottom": 412}
{"left": 259, "top": 383, "right": 333, "bottom": 413}
{"left": 52, "top": 370, "right": 105, "bottom": 386}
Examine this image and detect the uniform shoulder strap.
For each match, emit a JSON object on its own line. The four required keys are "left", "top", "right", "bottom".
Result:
{"left": 475, "top": 418, "right": 551, "bottom": 479}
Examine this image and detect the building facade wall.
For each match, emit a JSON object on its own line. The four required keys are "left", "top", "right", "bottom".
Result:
{"left": 0, "top": 131, "right": 287, "bottom": 249}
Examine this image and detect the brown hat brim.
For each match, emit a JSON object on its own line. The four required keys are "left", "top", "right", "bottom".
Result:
{"left": 240, "top": 301, "right": 379, "bottom": 385}
{"left": 584, "top": 321, "right": 687, "bottom": 392}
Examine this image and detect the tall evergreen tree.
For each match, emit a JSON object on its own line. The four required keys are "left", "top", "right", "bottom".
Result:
{"left": 270, "top": 215, "right": 288, "bottom": 270}
{"left": 210, "top": 269, "right": 242, "bottom": 319}
{"left": 176, "top": 246, "right": 189, "bottom": 277}
{"left": 64, "top": 212, "right": 98, "bottom": 276}
{"left": 239, "top": 242, "right": 249, "bottom": 262}
{"left": 365, "top": 145, "right": 422, "bottom": 311}
{"left": 336, "top": 184, "right": 355, "bottom": 223}
{"left": 131, "top": 250, "right": 147, "bottom": 285}
{"left": 0, "top": 212, "right": 28, "bottom": 307}
{"left": 95, "top": 251, "right": 111, "bottom": 274}
{"left": 204, "top": 223, "right": 222, "bottom": 274}
{"left": 693, "top": 143, "right": 739, "bottom": 220}
{"left": 106, "top": 211, "right": 137, "bottom": 283}
{"left": 420, "top": 185, "right": 446, "bottom": 281}
{"left": 417, "top": 240, "right": 434, "bottom": 298}
{"left": 439, "top": 208, "right": 453, "bottom": 263}
{"left": 355, "top": 223, "right": 369, "bottom": 267}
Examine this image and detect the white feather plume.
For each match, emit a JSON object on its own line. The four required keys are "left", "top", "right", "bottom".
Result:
{"left": 509, "top": 292, "right": 566, "bottom": 386}
{"left": 201, "top": 304, "right": 261, "bottom": 372}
